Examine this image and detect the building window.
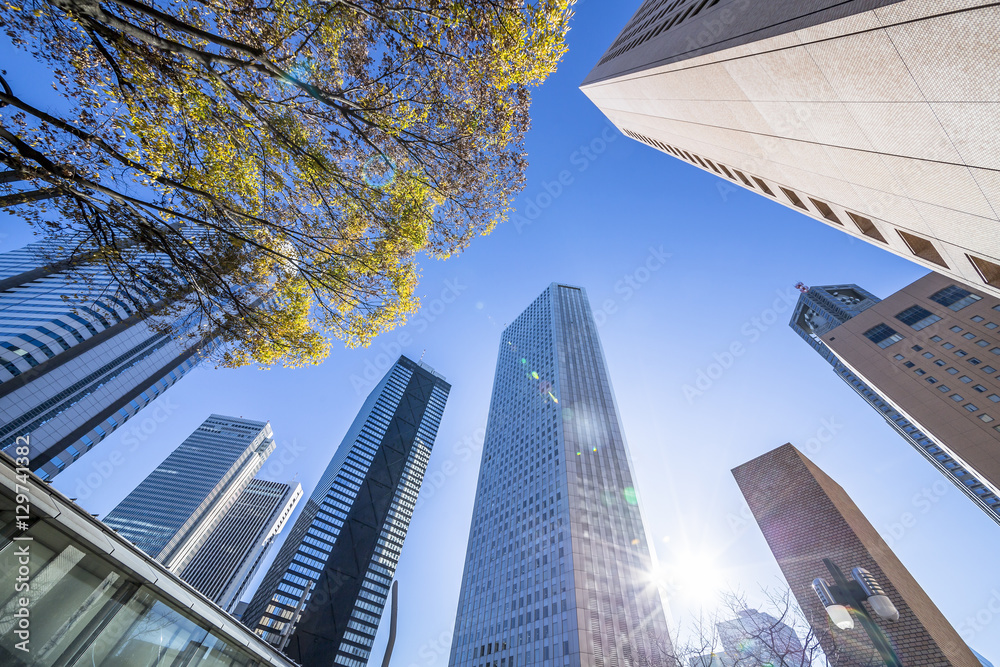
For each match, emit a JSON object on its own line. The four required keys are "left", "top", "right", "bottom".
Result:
{"left": 978, "top": 340, "right": 990, "bottom": 348}
{"left": 780, "top": 187, "right": 808, "bottom": 210}
{"left": 943, "top": 342, "right": 956, "bottom": 349}
{"left": 935, "top": 360, "right": 946, "bottom": 367}
{"left": 896, "top": 306, "right": 941, "bottom": 331}
{"left": 951, "top": 326, "right": 963, "bottom": 332}
{"left": 984, "top": 366, "right": 997, "bottom": 373}
{"left": 938, "top": 385, "right": 951, "bottom": 393}
{"left": 963, "top": 332, "right": 977, "bottom": 340}
{"left": 951, "top": 394, "right": 964, "bottom": 402}
{"left": 927, "top": 377, "right": 938, "bottom": 384}
{"left": 989, "top": 394, "right": 1000, "bottom": 403}
{"left": 809, "top": 198, "right": 841, "bottom": 224}
{"left": 893, "top": 354, "right": 905, "bottom": 360}
{"left": 947, "top": 368, "right": 959, "bottom": 375}
{"left": 968, "top": 254, "right": 1000, "bottom": 286}
{"left": 912, "top": 345, "right": 923, "bottom": 351}
{"left": 922, "top": 352, "right": 934, "bottom": 358}
{"left": 898, "top": 230, "right": 949, "bottom": 268}
{"left": 915, "top": 369, "right": 926, "bottom": 376}
{"left": 987, "top": 323, "right": 998, "bottom": 330}
{"left": 965, "top": 403, "right": 980, "bottom": 412}
{"left": 956, "top": 350, "right": 969, "bottom": 357}
{"left": 969, "top": 358, "right": 982, "bottom": 365}
{"left": 931, "top": 335, "right": 943, "bottom": 342}
{"left": 973, "top": 316, "right": 986, "bottom": 323}
{"left": 930, "top": 285, "right": 982, "bottom": 311}
{"left": 847, "top": 212, "right": 887, "bottom": 243}
{"left": 904, "top": 361, "right": 915, "bottom": 368}
{"left": 979, "top": 414, "right": 995, "bottom": 423}
{"left": 733, "top": 170, "right": 754, "bottom": 188}
{"left": 863, "top": 324, "right": 903, "bottom": 349}
{"left": 992, "top": 347, "right": 1000, "bottom": 355}
{"left": 752, "top": 177, "right": 774, "bottom": 196}
{"left": 974, "top": 385, "right": 988, "bottom": 393}
{"left": 718, "top": 164, "right": 735, "bottom": 180}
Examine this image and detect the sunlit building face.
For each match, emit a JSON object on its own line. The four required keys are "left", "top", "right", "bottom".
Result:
{"left": 448, "top": 283, "right": 673, "bottom": 667}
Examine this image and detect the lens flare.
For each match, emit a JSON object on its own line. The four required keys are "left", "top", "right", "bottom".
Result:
{"left": 362, "top": 154, "right": 396, "bottom": 189}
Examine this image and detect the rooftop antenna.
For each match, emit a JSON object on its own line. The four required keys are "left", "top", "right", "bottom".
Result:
{"left": 419, "top": 349, "right": 426, "bottom": 363}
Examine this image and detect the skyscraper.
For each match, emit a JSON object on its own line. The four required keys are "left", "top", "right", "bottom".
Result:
{"left": 0, "top": 240, "right": 213, "bottom": 479}
{"left": 447, "top": 284, "right": 672, "bottom": 667}
{"left": 181, "top": 478, "right": 303, "bottom": 613}
{"left": 103, "top": 414, "right": 276, "bottom": 574}
{"left": 733, "top": 443, "right": 978, "bottom": 665}
{"left": 0, "top": 450, "right": 297, "bottom": 667}
{"left": 716, "top": 608, "right": 804, "bottom": 666}
{"left": 790, "top": 276, "right": 1000, "bottom": 526}
{"left": 583, "top": 1, "right": 1000, "bottom": 298}
{"left": 244, "top": 355, "right": 450, "bottom": 667}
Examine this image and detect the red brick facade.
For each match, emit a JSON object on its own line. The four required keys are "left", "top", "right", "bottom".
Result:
{"left": 733, "top": 444, "right": 977, "bottom": 666}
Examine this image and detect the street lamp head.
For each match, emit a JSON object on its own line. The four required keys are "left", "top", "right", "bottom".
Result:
{"left": 851, "top": 567, "right": 900, "bottom": 621}
{"left": 813, "top": 578, "right": 855, "bottom": 630}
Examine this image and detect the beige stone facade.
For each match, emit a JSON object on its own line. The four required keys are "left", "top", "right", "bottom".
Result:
{"left": 822, "top": 272, "right": 1000, "bottom": 508}
{"left": 583, "top": 0, "right": 1000, "bottom": 298}
{"left": 733, "top": 443, "right": 979, "bottom": 666}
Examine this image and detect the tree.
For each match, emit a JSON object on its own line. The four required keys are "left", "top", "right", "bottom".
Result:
{"left": 0, "top": 0, "right": 574, "bottom": 367}
{"left": 631, "top": 586, "right": 884, "bottom": 667}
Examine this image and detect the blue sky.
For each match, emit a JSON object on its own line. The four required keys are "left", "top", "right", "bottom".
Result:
{"left": 4, "top": 1, "right": 1000, "bottom": 663}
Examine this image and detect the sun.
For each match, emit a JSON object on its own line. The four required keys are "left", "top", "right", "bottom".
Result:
{"left": 652, "top": 548, "right": 727, "bottom": 610}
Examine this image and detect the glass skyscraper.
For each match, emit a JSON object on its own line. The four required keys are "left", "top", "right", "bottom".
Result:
{"left": 181, "top": 478, "right": 302, "bottom": 613}
{"left": 448, "top": 284, "right": 672, "bottom": 667}
{"left": 0, "top": 449, "right": 297, "bottom": 667}
{"left": 244, "top": 355, "right": 450, "bottom": 667}
{"left": 0, "top": 240, "right": 213, "bottom": 479}
{"left": 103, "top": 415, "right": 276, "bottom": 573}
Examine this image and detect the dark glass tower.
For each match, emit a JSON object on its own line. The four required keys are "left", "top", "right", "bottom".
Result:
{"left": 103, "top": 414, "right": 276, "bottom": 572}
{"left": 448, "top": 284, "right": 672, "bottom": 667}
{"left": 181, "top": 478, "right": 302, "bottom": 612}
{"left": 244, "top": 355, "right": 450, "bottom": 667}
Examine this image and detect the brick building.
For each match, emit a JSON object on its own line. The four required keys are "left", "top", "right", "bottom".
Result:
{"left": 733, "top": 443, "right": 977, "bottom": 665}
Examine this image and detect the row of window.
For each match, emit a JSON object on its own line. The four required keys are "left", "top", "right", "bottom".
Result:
{"left": 624, "top": 128, "right": 1000, "bottom": 289}
{"left": 598, "top": 0, "right": 721, "bottom": 65}
{"left": 894, "top": 348, "right": 1000, "bottom": 434}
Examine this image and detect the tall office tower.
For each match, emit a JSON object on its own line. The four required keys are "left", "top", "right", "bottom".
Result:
{"left": 181, "top": 478, "right": 303, "bottom": 613}
{"left": 583, "top": 1, "right": 1000, "bottom": 298}
{"left": 244, "top": 355, "right": 450, "bottom": 666}
{"left": 715, "top": 608, "right": 804, "bottom": 665}
{"left": 103, "top": 415, "right": 276, "bottom": 574}
{"left": 734, "top": 443, "right": 978, "bottom": 665}
{"left": 791, "top": 275, "right": 1000, "bottom": 526}
{"left": 0, "top": 240, "right": 213, "bottom": 479}
{"left": 448, "top": 284, "right": 673, "bottom": 667}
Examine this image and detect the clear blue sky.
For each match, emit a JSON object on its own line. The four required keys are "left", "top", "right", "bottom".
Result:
{"left": 3, "top": 1, "right": 999, "bottom": 663}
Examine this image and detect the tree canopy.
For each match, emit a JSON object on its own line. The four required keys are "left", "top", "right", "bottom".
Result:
{"left": 0, "top": 0, "right": 574, "bottom": 367}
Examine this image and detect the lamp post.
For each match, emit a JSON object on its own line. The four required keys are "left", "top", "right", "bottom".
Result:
{"left": 812, "top": 559, "right": 902, "bottom": 667}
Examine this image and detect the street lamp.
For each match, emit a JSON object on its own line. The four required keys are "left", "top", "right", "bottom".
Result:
{"left": 812, "top": 559, "right": 902, "bottom": 667}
